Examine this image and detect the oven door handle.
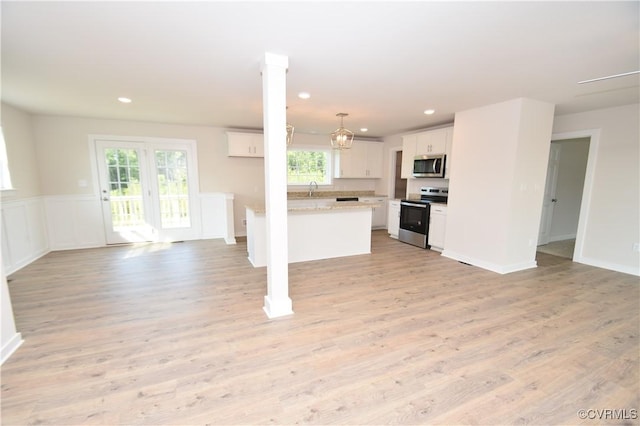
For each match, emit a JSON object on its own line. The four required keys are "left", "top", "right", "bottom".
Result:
{"left": 401, "top": 201, "right": 428, "bottom": 208}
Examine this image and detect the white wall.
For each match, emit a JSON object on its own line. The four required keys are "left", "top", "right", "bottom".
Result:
{"left": 443, "top": 98, "right": 555, "bottom": 273}
{"left": 0, "top": 104, "right": 42, "bottom": 200}
{"left": 549, "top": 138, "right": 589, "bottom": 241}
{"left": 552, "top": 104, "right": 639, "bottom": 276}
{"left": 29, "top": 115, "right": 381, "bottom": 237}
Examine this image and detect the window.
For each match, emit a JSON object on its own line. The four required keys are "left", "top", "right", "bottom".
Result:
{"left": 287, "top": 148, "right": 332, "bottom": 185}
{"left": 0, "top": 127, "right": 13, "bottom": 190}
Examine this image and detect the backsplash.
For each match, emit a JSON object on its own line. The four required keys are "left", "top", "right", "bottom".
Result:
{"left": 288, "top": 190, "right": 377, "bottom": 199}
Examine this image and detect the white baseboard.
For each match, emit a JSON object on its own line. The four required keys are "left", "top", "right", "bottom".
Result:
{"left": 441, "top": 249, "right": 537, "bottom": 274}
{"left": 575, "top": 256, "right": 640, "bottom": 277}
{"left": 548, "top": 233, "right": 577, "bottom": 243}
{"left": 1, "top": 332, "right": 23, "bottom": 365}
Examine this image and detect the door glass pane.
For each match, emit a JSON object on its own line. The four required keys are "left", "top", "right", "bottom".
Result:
{"left": 105, "top": 148, "right": 145, "bottom": 230}
{"left": 156, "top": 150, "right": 191, "bottom": 229}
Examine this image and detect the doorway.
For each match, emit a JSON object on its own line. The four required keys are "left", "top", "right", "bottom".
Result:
{"left": 538, "top": 136, "right": 592, "bottom": 259}
{"left": 93, "top": 137, "right": 200, "bottom": 244}
{"left": 392, "top": 149, "right": 407, "bottom": 199}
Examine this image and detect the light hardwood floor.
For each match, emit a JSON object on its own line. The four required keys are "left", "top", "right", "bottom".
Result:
{"left": 2, "top": 231, "right": 638, "bottom": 425}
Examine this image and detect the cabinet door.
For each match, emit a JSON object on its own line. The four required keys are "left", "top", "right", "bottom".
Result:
{"left": 227, "top": 132, "right": 264, "bottom": 157}
{"left": 416, "top": 128, "right": 447, "bottom": 155}
{"left": 372, "top": 198, "right": 387, "bottom": 228}
{"left": 252, "top": 134, "right": 265, "bottom": 157}
{"left": 365, "top": 142, "right": 383, "bottom": 178}
{"left": 401, "top": 135, "right": 417, "bottom": 178}
{"left": 350, "top": 143, "right": 368, "bottom": 177}
{"left": 428, "top": 206, "right": 447, "bottom": 249}
{"left": 387, "top": 201, "right": 400, "bottom": 237}
{"left": 334, "top": 144, "right": 364, "bottom": 178}
{"left": 361, "top": 197, "right": 387, "bottom": 228}
{"left": 334, "top": 141, "right": 382, "bottom": 178}
{"left": 333, "top": 147, "right": 352, "bottom": 178}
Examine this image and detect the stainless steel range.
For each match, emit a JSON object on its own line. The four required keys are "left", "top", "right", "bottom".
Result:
{"left": 398, "top": 187, "right": 448, "bottom": 248}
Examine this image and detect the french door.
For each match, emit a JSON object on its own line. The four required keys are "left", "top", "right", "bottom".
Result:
{"left": 95, "top": 138, "right": 199, "bottom": 244}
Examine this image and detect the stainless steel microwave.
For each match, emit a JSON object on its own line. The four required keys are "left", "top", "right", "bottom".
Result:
{"left": 413, "top": 154, "right": 446, "bottom": 178}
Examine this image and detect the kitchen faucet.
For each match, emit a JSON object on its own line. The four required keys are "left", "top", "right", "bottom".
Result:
{"left": 308, "top": 181, "right": 318, "bottom": 197}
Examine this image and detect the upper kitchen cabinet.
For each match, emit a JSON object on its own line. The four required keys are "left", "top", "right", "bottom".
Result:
{"left": 334, "top": 141, "right": 383, "bottom": 178}
{"left": 227, "top": 131, "right": 264, "bottom": 157}
{"left": 416, "top": 127, "right": 448, "bottom": 154}
{"left": 401, "top": 126, "right": 454, "bottom": 179}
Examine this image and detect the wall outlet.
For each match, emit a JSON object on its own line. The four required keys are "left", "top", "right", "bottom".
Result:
{"left": 633, "top": 243, "right": 640, "bottom": 252}
{"left": 242, "top": 219, "right": 247, "bottom": 226}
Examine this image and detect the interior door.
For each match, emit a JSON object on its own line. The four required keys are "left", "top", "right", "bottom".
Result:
{"left": 96, "top": 141, "right": 154, "bottom": 244}
{"left": 538, "top": 144, "right": 560, "bottom": 246}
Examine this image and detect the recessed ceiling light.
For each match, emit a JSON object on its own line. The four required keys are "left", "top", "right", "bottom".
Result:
{"left": 298, "top": 92, "right": 311, "bottom": 100}
{"left": 118, "top": 97, "right": 132, "bottom": 104}
{"left": 360, "top": 128, "right": 368, "bottom": 132}
{"left": 423, "top": 109, "right": 435, "bottom": 115}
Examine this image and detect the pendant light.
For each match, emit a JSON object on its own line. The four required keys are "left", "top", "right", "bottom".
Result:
{"left": 330, "top": 113, "right": 354, "bottom": 150}
{"left": 286, "top": 107, "right": 294, "bottom": 146}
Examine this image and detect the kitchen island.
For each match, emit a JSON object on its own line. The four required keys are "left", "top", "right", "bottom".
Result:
{"left": 245, "top": 201, "right": 378, "bottom": 267}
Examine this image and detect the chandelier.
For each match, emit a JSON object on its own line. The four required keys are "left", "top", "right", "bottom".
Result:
{"left": 330, "top": 113, "right": 354, "bottom": 150}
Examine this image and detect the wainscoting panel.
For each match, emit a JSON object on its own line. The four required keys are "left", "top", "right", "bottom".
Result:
{"left": 200, "top": 192, "right": 236, "bottom": 244}
{"left": 1, "top": 197, "right": 49, "bottom": 275}
{"left": 3, "top": 194, "right": 234, "bottom": 274}
{"left": 44, "top": 195, "right": 105, "bottom": 251}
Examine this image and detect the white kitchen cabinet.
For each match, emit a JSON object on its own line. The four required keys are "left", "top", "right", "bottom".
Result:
{"left": 416, "top": 127, "right": 448, "bottom": 155}
{"left": 227, "top": 131, "right": 264, "bottom": 157}
{"left": 428, "top": 204, "right": 447, "bottom": 251}
{"left": 361, "top": 197, "right": 387, "bottom": 229}
{"left": 387, "top": 200, "right": 401, "bottom": 238}
{"left": 401, "top": 126, "right": 454, "bottom": 179}
{"left": 334, "top": 141, "right": 383, "bottom": 178}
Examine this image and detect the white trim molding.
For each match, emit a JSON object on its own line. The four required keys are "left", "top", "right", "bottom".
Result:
{"left": 1, "top": 263, "right": 23, "bottom": 365}
{"left": 200, "top": 192, "right": 236, "bottom": 244}
{"left": 1, "top": 332, "right": 23, "bottom": 365}
{"left": 1, "top": 196, "right": 49, "bottom": 275}
{"left": 442, "top": 249, "right": 537, "bottom": 275}
{"left": 44, "top": 195, "right": 105, "bottom": 251}
{"left": 550, "top": 129, "right": 600, "bottom": 268}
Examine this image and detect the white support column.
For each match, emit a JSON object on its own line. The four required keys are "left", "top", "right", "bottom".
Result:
{"left": 261, "top": 52, "right": 293, "bottom": 318}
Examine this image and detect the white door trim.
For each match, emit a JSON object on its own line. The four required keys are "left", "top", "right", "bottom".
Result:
{"left": 88, "top": 134, "right": 202, "bottom": 244}
{"left": 387, "top": 145, "right": 403, "bottom": 200}
{"left": 549, "top": 129, "right": 600, "bottom": 263}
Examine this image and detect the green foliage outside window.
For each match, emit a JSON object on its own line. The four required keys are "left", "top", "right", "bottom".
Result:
{"left": 287, "top": 149, "right": 331, "bottom": 185}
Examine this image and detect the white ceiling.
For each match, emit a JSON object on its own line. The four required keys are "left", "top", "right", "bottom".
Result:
{"left": 2, "top": 1, "right": 638, "bottom": 138}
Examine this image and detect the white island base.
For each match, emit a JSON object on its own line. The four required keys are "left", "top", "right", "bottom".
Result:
{"left": 246, "top": 205, "right": 373, "bottom": 267}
